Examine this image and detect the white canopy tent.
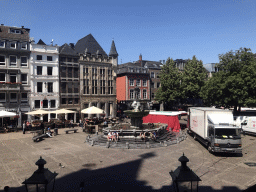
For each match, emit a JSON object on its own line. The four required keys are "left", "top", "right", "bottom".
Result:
{"left": 81, "top": 106, "right": 105, "bottom": 114}
{"left": 0, "top": 111, "right": 16, "bottom": 127}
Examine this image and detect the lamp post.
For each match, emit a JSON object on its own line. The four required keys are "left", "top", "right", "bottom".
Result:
{"left": 169, "top": 153, "right": 201, "bottom": 192}
{"left": 22, "top": 156, "right": 58, "bottom": 192}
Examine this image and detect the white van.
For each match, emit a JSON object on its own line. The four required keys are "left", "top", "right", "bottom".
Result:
{"left": 241, "top": 117, "right": 256, "bottom": 135}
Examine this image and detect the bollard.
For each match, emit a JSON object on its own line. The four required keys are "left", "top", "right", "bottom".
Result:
{"left": 164, "top": 141, "right": 167, "bottom": 147}
{"left": 126, "top": 142, "right": 129, "bottom": 149}
{"left": 91, "top": 140, "right": 94, "bottom": 146}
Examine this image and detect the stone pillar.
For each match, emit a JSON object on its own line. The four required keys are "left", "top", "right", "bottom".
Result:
{"left": 110, "top": 103, "right": 113, "bottom": 118}
{"left": 97, "top": 102, "right": 100, "bottom": 118}
{"left": 105, "top": 102, "right": 109, "bottom": 118}
{"left": 89, "top": 102, "right": 92, "bottom": 118}
{"left": 74, "top": 112, "right": 77, "bottom": 123}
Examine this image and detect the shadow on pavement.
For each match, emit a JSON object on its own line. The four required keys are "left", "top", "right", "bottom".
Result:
{"left": 1, "top": 152, "right": 246, "bottom": 192}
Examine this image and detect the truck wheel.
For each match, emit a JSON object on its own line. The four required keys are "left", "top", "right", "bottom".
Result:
{"left": 208, "top": 144, "right": 212, "bottom": 153}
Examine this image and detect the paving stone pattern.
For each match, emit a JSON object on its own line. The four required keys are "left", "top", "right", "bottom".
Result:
{"left": 0, "top": 128, "right": 256, "bottom": 191}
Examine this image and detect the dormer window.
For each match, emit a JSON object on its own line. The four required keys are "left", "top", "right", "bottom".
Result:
{"left": 0, "top": 40, "right": 5, "bottom": 48}
{"left": 10, "top": 42, "right": 16, "bottom": 49}
{"left": 10, "top": 29, "right": 21, "bottom": 34}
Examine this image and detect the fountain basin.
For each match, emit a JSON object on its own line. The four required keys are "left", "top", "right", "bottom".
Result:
{"left": 124, "top": 110, "right": 149, "bottom": 128}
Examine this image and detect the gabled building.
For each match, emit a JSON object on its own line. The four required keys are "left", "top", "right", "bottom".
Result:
{"left": 59, "top": 43, "right": 80, "bottom": 122}
{"left": 0, "top": 24, "right": 31, "bottom": 127}
{"left": 76, "top": 34, "right": 118, "bottom": 118}
{"left": 29, "top": 39, "right": 59, "bottom": 122}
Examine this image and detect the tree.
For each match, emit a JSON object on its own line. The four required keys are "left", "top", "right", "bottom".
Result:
{"left": 155, "top": 58, "right": 182, "bottom": 105}
{"left": 181, "top": 56, "right": 207, "bottom": 104}
{"left": 201, "top": 48, "right": 256, "bottom": 113}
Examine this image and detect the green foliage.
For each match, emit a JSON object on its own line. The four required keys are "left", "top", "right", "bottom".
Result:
{"left": 202, "top": 48, "right": 256, "bottom": 109}
{"left": 181, "top": 55, "right": 207, "bottom": 102}
{"left": 155, "top": 58, "right": 182, "bottom": 105}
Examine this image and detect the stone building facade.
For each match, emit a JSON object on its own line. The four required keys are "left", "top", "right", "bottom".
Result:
{"left": 29, "top": 39, "right": 59, "bottom": 122}
{"left": 0, "top": 25, "right": 31, "bottom": 127}
{"left": 76, "top": 34, "right": 118, "bottom": 118}
{"left": 59, "top": 43, "right": 80, "bottom": 122}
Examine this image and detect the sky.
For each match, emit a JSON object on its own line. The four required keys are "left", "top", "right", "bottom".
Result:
{"left": 1, "top": 0, "right": 256, "bottom": 65}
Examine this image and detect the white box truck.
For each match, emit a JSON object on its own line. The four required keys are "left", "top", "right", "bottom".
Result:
{"left": 188, "top": 107, "right": 242, "bottom": 153}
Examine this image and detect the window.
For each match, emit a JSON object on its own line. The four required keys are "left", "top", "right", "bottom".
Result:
{"left": 21, "top": 74, "right": 27, "bottom": 84}
{"left": 130, "top": 90, "right": 134, "bottom": 99}
{"left": 60, "top": 57, "right": 66, "bottom": 62}
{"left": 0, "top": 55, "right": 5, "bottom": 65}
{"left": 61, "top": 66, "right": 66, "bottom": 77}
{"left": 73, "top": 58, "right": 78, "bottom": 63}
{"left": 129, "top": 79, "right": 134, "bottom": 86}
{"left": 151, "top": 72, "right": 155, "bottom": 78}
{"left": 151, "top": 93, "right": 155, "bottom": 99}
{"left": 47, "top": 56, "right": 53, "bottom": 61}
{"left": 68, "top": 67, "right": 72, "bottom": 78}
{"left": 21, "top": 93, "right": 28, "bottom": 103}
{"left": 37, "top": 66, "right": 42, "bottom": 75}
{"left": 35, "top": 100, "right": 40, "bottom": 108}
{"left": 0, "top": 73, "right": 5, "bottom": 82}
{"left": 21, "top": 42, "right": 27, "bottom": 50}
{"left": 92, "top": 80, "right": 97, "bottom": 94}
{"left": 92, "top": 68, "right": 97, "bottom": 75}
{"left": 10, "top": 73, "right": 17, "bottom": 83}
{"left": 68, "top": 98, "right": 73, "bottom": 104}
{"left": 136, "top": 79, "right": 141, "bottom": 86}
{"left": 10, "top": 29, "right": 21, "bottom": 34}
{"left": 68, "top": 82, "right": 72, "bottom": 93}
{"left": 47, "top": 67, "right": 52, "bottom": 75}
{"left": 143, "top": 90, "right": 147, "bottom": 99}
{"left": 83, "top": 79, "right": 89, "bottom": 94}
{"left": 74, "top": 67, "right": 78, "bottom": 78}
{"left": 0, "top": 93, "right": 6, "bottom": 102}
{"left": 50, "top": 100, "right": 55, "bottom": 108}
{"left": 0, "top": 40, "right": 5, "bottom": 48}
{"left": 10, "top": 42, "right": 16, "bottom": 49}
{"left": 143, "top": 79, "right": 147, "bottom": 87}
{"left": 157, "top": 82, "right": 160, "bottom": 88}
{"left": 108, "top": 69, "right": 112, "bottom": 75}
{"left": 100, "top": 80, "right": 105, "bottom": 94}
{"left": 74, "top": 83, "right": 79, "bottom": 93}
{"left": 43, "top": 100, "right": 48, "bottom": 108}
{"left": 21, "top": 56, "right": 28, "bottom": 67}
{"left": 74, "top": 98, "right": 79, "bottom": 104}
{"left": 10, "top": 93, "right": 17, "bottom": 102}
{"left": 37, "top": 82, "right": 42, "bottom": 92}
{"left": 36, "top": 55, "right": 42, "bottom": 60}
{"left": 61, "top": 82, "right": 66, "bottom": 93}
{"left": 61, "top": 98, "right": 66, "bottom": 104}
{"left": 67, "top": 58, "right": 72, "bottom": 62}
{"left": 10, "top": 56, "right": 17, "bottom": 66}
{"left": 151, "top": 82, "right": 154, "bottom": 88}
{"left": 48, "top": 82, "right": 53, "bottom": 93}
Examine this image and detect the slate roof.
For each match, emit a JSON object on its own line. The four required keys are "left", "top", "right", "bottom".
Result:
{"left": 59, "top": 43, "right": 78, "bottom": 56}
{"left": 75, "top": 34, "right": 107, "bottom": 56}
{"left": 144, "top": 61, "right": 162, "bottom": 69}
{"left": 0, "top": 25, "right": 30, "bottom": 41}
{"left": 37, "top": 39, "right": 46, "bottom": 45}
{"left": 109, "top": 40, "right": 118, "bottom": 57}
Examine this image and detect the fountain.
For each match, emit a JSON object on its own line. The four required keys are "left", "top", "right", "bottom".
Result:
{"left": 123, "top": 87, "right": 149, "bottom": 128}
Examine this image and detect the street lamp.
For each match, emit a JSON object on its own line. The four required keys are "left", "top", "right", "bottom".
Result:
{"left": 22, "top": 156, "right": 58, "bottom": 192}
{"left": 169, "top": 153, "right": 201, "bottom": 192}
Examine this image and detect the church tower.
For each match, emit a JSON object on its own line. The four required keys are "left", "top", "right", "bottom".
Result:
{"left": 109, "top": 39, "right": 118, "bottom": 66}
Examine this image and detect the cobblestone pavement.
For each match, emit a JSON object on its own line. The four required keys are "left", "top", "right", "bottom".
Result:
{"left": 1, "top": 127, "right": 256, "bottom": 191}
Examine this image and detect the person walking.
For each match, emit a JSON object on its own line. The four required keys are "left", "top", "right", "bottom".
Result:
{"left": 22, "top": 121, "right": 26, "bottom": 134}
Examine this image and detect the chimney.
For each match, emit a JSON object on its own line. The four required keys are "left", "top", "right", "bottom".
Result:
{"left": 1, "top": 24, "right": 4, "bottom": 26}
{"left": 139, "top": 54, "right": 142, "bottom": 67}
{"left": 21, "top": 26, "right": 24, "bottom": 28}
{"left": 69, "top": 43, "right": 75, "bottom": 50}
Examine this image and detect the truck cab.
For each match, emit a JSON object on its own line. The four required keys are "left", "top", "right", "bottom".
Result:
{"left": 207, "top": 124, "right": 242, "bottom": 153}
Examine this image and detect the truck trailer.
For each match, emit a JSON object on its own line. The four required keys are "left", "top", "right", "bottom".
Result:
{"left": 188, "top": 107, "right": 242, "bottom": 153}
